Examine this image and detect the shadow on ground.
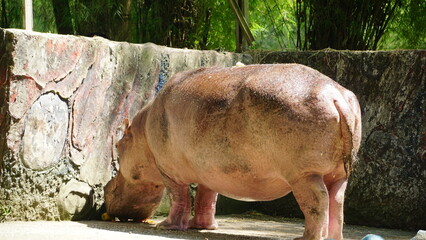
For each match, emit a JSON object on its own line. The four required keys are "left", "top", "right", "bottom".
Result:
{"left": 82, "top": 215, "right": 301, "bottom": 240}
{"left": 83, "top": 214, "right": 416, "bottom": 240}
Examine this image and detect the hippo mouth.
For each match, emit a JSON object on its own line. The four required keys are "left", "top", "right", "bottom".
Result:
{"left": 106, "top": 202, "right": 157, "bottom": 221}
{"left": 104, "top": 174, "right": 165, "bottom": 221}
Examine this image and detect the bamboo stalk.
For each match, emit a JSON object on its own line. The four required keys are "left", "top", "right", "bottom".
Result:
{"left": 227, "top": 0, "right": 254, "bottom": 46}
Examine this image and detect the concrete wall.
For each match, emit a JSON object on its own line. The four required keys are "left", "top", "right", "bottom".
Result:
{"left": 0, "top": 29, "right": 251, "bottom": 220}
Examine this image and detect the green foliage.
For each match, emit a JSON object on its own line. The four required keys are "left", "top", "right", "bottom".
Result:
{"left": 0, "top": 204, "right": 10, "bottom": 222}
{"left": 131, "top": 0, "right": 235, "bottom": 50}
{"left": 33, "top": 0, "right": 56, "bottom": 33}
{"left": 378, "top": 0, "right": 426, "bottom": 49}
{"left": 203, "top": 1, "right": 235, "bottom": 51}
{"left": 133, "top": 0, "right": 203, "bottom": 48}
{"left": 0, "top": 0, "right": 22, "bottom": 28}
{"left": 250, "top": 0, "right": 297, "bottom": 50}
{"left": 0, "top": 0, "right": 424, "bottom": 50}
{"left": 295, "top": 0, "right": 403, "bottom": 50}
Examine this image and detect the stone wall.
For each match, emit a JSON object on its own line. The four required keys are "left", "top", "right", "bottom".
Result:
{"left": 249, "top": 50, "right": 426, "bottom": 230}
{"left": 1, "top": 29, "right": 425, "bottom": 231}
{"left": 0, "top": 29, "right": 250, "bottom": 221}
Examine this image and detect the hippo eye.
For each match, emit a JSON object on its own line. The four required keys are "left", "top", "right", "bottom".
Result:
{"left": 132, "top": 174, "right": 140, "bottom": 180}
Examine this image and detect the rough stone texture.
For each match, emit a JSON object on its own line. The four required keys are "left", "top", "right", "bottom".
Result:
{"left": 411, "top": 230, "right": 426, "bottom": 240}
{"left": 22, "top": 93, "right": 68, "bottom": 171}
{"left": 0, "top": 28, "right": 250, "bottom": 221}
{"left": 248, "top": 50, "right": 426, "bottom": 230}
{"left": 57, "top": 179, "right": 93, "bottom": 220}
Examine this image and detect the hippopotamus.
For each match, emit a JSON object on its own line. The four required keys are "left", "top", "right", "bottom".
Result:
{"left": 104, "top": 64, "right": 361, "bottom": 240}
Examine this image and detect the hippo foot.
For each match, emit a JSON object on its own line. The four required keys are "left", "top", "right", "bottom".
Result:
{"left": 157, "top": 219, "right": 189, "bottom": 230}
{"left": 189, "top": 217, "right": 218, "bottom": 230}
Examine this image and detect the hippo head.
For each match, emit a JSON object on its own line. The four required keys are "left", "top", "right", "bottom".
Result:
{"left": 104, "top": 118, "right": 165, "bottom": 221}
{"left": 104, "top": 172, "right": 164, "bottom": 220}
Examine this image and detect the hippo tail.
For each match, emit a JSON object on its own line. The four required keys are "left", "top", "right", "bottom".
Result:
{"left": 334, "top": 92, "right": 362, "bottom": 177}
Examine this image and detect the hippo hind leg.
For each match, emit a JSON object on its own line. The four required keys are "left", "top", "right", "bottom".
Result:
{"left": 157, "top": 183, "right": 191, "bottom": 230}
{"left": 326, "top": 177, "right": 347, "bottom": 240}
{"left": 189, "top": 184, "right": 219, "bottom": 230}
{"left": 292, "top": 174, "right": 329, "bottom": 240}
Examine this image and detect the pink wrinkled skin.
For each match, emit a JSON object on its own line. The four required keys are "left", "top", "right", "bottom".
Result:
{"left": 104, "top": 64, "right": 362, "bottom": 240}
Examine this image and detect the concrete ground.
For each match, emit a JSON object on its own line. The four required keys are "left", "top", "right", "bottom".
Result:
{"left": 0, "top": 214, "right": 417, "bottom": 240}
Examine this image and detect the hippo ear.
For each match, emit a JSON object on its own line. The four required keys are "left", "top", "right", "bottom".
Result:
{"left": 124, "top": 118, "right": 130, "bottom": 129}
{"left": 124, "top": 118, "right": 132, "bottom": 136}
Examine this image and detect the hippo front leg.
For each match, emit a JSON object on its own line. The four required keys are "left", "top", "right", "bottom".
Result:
{"left": 292, "top": 174, "right": 329, "bottom": 240}
{"left": 189, "top": 184, "right": 219, "bottom": 230}
{"left": 157, "top": 183, "right": 191, "bottom": 230}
